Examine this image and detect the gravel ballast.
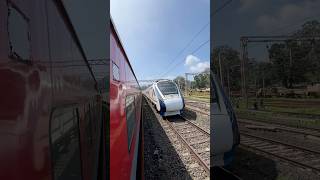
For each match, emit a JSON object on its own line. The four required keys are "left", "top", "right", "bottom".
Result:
{"left": 143, "top": 97, "right": 209, "bottom": 179}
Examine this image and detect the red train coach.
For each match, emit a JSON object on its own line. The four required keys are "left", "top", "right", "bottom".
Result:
{"left": 0, "top": 0, "right": 109, "bottom": 179}
{"left": 110, "top": 19, "right": 143, "bottom": 180}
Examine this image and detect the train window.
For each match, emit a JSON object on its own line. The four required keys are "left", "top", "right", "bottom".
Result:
{"left": 157, "top": 81, "right": 178, "bottom": 95}
{"left": 50, "top": 107, "right": 82, "bottom": 180}
{"left": 125, "top": 95, "right": 136, "bottom": 151}
{"left": 7, "top": 3, "right": 31, "bottom": 61}
{"left": 112, "top": 62, "right": 120, "bottom": 81}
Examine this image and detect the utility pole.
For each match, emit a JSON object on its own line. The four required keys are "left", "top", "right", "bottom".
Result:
{"left": 218, "top": 52, "right": 223, "bottom": 87}
{"left": 289, "top": 46, "right": 293, "bottom": 88}
{"left": 227, "top": 68, "right": 231, "bottom": 99}
{"left": 240, "top": 35, "right": 320, "bottom": 109}
{"left": 185, "top": 73, "right": 188, "bottom": 96}
{"left": 240, "top": 38, "right": 248, "bottom": 109}
{"left": 262, "top": 72, "right": 265, "bottom": 97}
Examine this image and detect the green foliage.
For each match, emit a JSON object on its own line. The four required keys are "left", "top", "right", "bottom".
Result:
{"left": 193, "top": 73, "right": 210, "bottom": 89}
{"left": 211, "top": 45, "right": 241, "bottom": 90}
{"left": 268, "top": 20, "right": 320, "bottom": 87}
{"left": 173, "top": 76, "right": 186, "bottom": 91}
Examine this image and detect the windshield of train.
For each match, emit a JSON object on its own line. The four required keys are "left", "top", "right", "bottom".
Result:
{"left": 157, "top": 81, "right": 178, "bottom": 95}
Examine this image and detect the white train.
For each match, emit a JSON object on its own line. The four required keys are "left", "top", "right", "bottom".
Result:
{"left": 144, "top": 80, "right": 185, "bottom": 116}
{"left": 211, "top": 73, "right": 240, "bottom": 167}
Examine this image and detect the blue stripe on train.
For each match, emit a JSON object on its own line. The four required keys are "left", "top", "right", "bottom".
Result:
{"left": 159, "top": 99, "right": 166, "bottom": 116}
{"left": 223, "top": 145, "right": 235, "bottom": 166}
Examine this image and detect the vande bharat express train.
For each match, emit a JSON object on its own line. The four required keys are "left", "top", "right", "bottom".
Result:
{"left": 144, "top": 80, "right": 185, "bottom": 117}
{"left": 0, "top": 1, "right": 143, "bottom": 180}
{"left": 211, "top": 73, "right": 240, "bottom": 167}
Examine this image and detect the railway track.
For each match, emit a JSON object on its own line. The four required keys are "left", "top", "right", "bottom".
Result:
{"left": 212, "top": 167, "right": 242, "bottom": 180}
{"left": 239, "top": 119, "right": 320, "bottom": 138}
{"left": 165, "top": 116, "right": 210, "bottom": 174}
{"left": 240, "top": 132, "right": 320, "bottom": 173}
{"left": 185, "top": 101, "right": 210, "bottom": 115}
{"left": 185, "top": 100, "right": 210, "bottom": 110}
{"left": 248, "top": 109, "right": 320, "bottom": 120}
{"left": 144, "top": 96, "right": 210, "bottom": 176}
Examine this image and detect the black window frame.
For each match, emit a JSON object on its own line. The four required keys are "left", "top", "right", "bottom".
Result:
{"left": 112, "top": 61, "right": 120, "bottom": 82}
{"left": 125, "top": 94, "right": 136, "bottom": 151}
{"left": 7, "top": 1, "right": 32, "bottom": 64}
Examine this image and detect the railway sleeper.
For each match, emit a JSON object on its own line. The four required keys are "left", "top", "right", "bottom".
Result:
{"left": 189, "top": 139, "right": 209, "bottom": 146}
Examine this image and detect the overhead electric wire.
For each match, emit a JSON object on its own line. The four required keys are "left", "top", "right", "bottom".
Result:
{"left": 157, "top": 22, "right": 209, "bottom": 78}
{"left": 158, "top": 0, "right": 233, "bottom": 78}
{"left": 211, "top": 0, "right": 233, "bottom": 17}
{"left": 160, "top": 39, "right": 209, "bottom": 78}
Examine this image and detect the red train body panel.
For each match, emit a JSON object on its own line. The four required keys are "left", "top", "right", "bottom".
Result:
{"left": 110, "top": 20, "right": 143, "bottom": 180}
{"left": 0, "top": 0, "right": 108, "bottom": 179}
{"left": 0, "top": 0, "right": 143, "bottom": 179}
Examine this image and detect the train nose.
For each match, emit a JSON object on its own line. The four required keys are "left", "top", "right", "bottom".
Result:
{"left": 164, "top": 97, "right": 183, "bottom": 111}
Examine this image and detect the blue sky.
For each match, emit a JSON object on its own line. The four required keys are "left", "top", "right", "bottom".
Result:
{"left": 111, "top": 0, "right": 210, "bottom": 81}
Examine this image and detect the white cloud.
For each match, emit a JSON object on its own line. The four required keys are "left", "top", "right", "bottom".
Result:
{"left": 185, "top": 55, "right": 209, "bottom": 73}
{"left": 185, "top": 55, "right": 200, "bottom": 66}
{"left": 256, "top": 1, "right": 320, "bottom": 33}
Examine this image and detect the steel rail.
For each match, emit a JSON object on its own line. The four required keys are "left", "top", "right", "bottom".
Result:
{"left": 180, "top": 116, "right": 210, "bottom": 135}
{"left": 212, "top": 167, "right": 242, "bottom": 180}
{"left": 166, "top": 119, "right": 210, "bottom": 174}
{"left": 238, "top": 119, "right": 320, "bottom": 138}
{"left": 144, "top": 96, "right": 210, "bottom": 174}
{"left": 240, "top": 132, "right": 320, "bottom": 172}
{"left": 185, "top": 105, "right": 210, "bottom": 116}
{"left": 241, "top": 131, "right": 320, "bottom": 155}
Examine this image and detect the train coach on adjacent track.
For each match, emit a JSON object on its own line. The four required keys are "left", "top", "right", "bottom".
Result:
{"left": 144, "top": 80, "right": 185, "bottom": 117}
{"left": 110, "top": 19, "right": 143, "bottom": 180}
{"left": 211, "top": 73, "right": 240, "bottom": 167}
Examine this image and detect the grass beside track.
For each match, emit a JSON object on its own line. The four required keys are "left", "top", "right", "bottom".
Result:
{"left": 264, "top": 106, "right": 320, "bottom": 115}
{"left": 236, "top": 109, "right": 320, "bottom": 129}
{"left": 235, "top": 97, "right": 320, "bottom": 117}
{"left": 184, "top": 95, "right": 210, "bottom": 103}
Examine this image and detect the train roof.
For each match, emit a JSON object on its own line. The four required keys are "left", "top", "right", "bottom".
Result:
{"left": 155, "top": 79, "right": 173, "bottom": 83}
{"left": 153, "top": 79, "right": 177, "bottom": 87}
{"left": 110, "top": 17, "right": 140, "bottom": 88}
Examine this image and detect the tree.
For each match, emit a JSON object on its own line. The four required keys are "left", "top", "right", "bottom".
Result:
{"left": 194, "top": 72, "right": 210, "bottom": 89}
{"left": 211, "top": 46, "right": 241, "bottom": 91}
{"left": 268, "top": 20, "right": 320, "bottom": 87}
{"left": 173, "top": 76, "right": 186, "bottom": 91}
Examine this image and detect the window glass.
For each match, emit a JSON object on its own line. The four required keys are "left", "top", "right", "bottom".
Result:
{"left": 112, "top": 62, "right": 120, "bottom": 81}
{"left": 50, "top": 107, "right": 82, "bottom": 180}
{"left": 125, "top": 95, "right": 136, "bottom": 150}
{"left": 8, "top": 4, "right": 30, "bottom": 61}
{"left": 61, "top": 0, "right": 108, "bottom": 60}
{"left": 61, "top": 0, "right": 108, "bottom": 82}
{"left": 157, "top": 81, "right": 178, "bottom": 95}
